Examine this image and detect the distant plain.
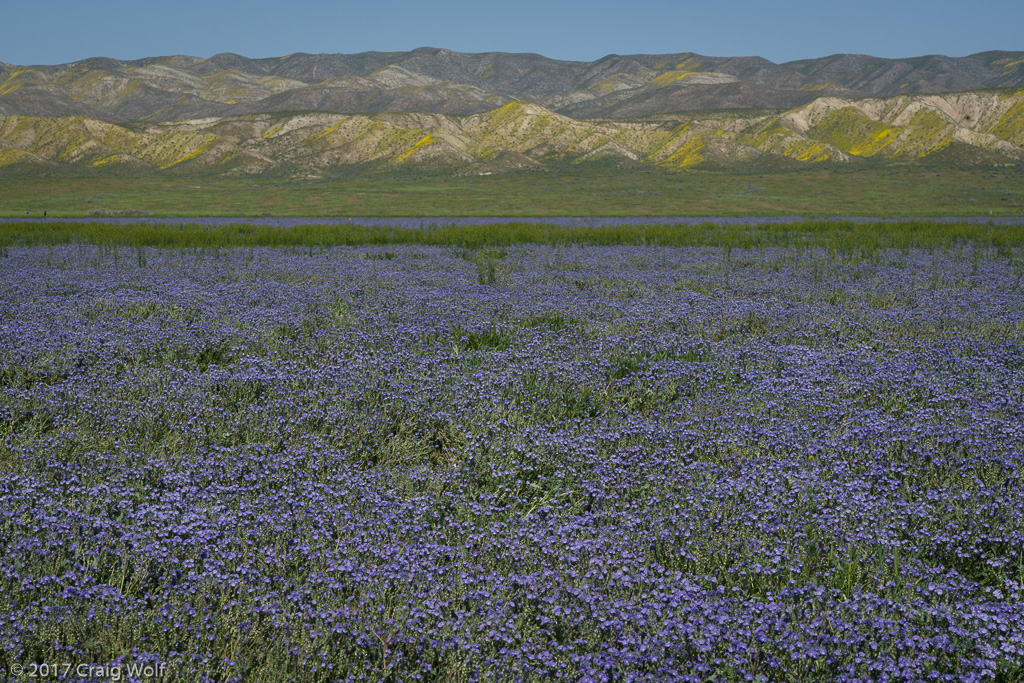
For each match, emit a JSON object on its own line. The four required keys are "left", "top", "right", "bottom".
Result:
{"left": 2, "top": 167, "right": 1023, "bottom": 218}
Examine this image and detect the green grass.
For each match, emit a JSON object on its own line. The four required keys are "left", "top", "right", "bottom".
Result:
{"left": 2, "top": 218, "right": 1023, "bottom": 254}
{"left": 2, "top": 165, "right": 1023, "bottom": 218}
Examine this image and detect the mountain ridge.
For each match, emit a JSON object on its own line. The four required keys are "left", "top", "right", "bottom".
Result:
{"left": 2, "top": 89, "right": 1021, "bottom": 175}
{"left": 2, "top": 48, "right": 1023, "bottom": 123}
{"left": 2, "top": 49, "right": 1022, "bottom": 175}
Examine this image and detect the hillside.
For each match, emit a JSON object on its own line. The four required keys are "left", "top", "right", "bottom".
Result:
{"left": 1, "top": 90, "right": 1022, "bottom": 175}
{"left": 1, "top": 49, "right": 1023, "bottom": 123}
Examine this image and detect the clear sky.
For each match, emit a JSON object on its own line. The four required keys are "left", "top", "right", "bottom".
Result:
{"left": 3, "top": 0, "right": 1021, "bottom": 66}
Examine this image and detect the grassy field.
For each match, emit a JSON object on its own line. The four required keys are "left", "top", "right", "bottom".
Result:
{"left": 2, "top": 166, "right": 1023, "bottom": 217}
{"left": 4, "top": 218, "right": 1024, "bottom": 254}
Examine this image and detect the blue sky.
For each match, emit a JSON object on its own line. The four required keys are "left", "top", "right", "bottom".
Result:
{"left": 3, "top": 0, "right": 1020, "bottom": 65}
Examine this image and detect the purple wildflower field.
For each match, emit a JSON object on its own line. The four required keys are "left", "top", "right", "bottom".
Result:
{"left": 1, "top": 240, "right": 1023, "bottom": 681}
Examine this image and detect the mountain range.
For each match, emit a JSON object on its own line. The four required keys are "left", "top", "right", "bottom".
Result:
{"left": 1, "top": 48, "right": 1023, "bottom": 174}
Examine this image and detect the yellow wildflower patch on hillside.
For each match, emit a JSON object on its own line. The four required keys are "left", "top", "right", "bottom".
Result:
{"left": 394, "top": 133, "right": 437, "bottom": 163}
{"left": 305, "top": 119, "right": 349, "bottom": 144}
{"left": 159, "top": 138, "right": 216, "bottom": 169}
{"left": 650, "top": 71, "right": 696, "bottom": 87}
